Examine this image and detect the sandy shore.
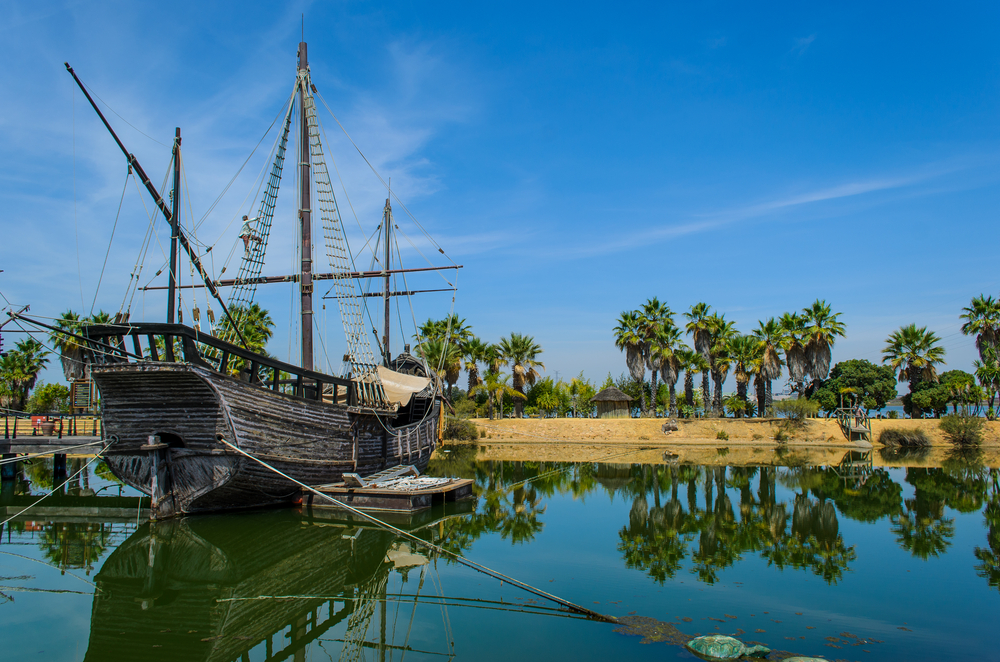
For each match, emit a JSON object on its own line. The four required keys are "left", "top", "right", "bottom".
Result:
{"left": 440, "top": 417, "right": 1000, "bottom": 468}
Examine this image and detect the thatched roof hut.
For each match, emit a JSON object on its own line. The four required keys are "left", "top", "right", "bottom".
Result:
{"left": 590, "top": 386, "right": 633, "bottom": 419}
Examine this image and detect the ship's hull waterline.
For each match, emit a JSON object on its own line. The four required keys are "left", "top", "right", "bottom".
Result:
{"left": 93, "top": 362, "right": 439, "bottom": 519}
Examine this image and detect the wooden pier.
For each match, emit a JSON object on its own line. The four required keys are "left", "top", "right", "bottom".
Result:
{"left": 309, "top": 465, "right": 475, "bottom": 513}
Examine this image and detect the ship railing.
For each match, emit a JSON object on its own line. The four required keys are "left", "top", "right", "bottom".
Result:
{"left": 81, "top": 323, "right": 357, "bottom": 405}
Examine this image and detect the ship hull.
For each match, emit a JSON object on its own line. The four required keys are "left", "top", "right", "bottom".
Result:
{"left": 93, "top": 362, "right": 439, "bottom": 518}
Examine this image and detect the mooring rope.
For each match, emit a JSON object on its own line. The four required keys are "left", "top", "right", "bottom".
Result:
{"left": 216, "top": 437, "right": 617, "bottom": 623}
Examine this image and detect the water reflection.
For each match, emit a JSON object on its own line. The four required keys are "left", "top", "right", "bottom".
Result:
{"left": 83, "top": 511, "right": 401, "bottom": 662}
{"left": 428, "top": 447, "right": 1000, "bottom": 593}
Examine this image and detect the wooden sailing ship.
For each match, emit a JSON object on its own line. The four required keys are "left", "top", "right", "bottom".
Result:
{"left": 48, "top": 42, "right": 458, "bottom": 519}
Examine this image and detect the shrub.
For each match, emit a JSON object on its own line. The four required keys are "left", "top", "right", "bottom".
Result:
{"left": 772, "top": 399, "right": 819, "bottom": 422}
{"left": 878, "top": 427, "right": 930, "bottom": 448}
{"left": 752, "top": 432, "right": 763, "bottom": 441}
{"left": 774, "top": 429, "right": 790, "bottom": 443}
{"left": 442, "top": 418, "right": 479, "bottom": 441}
{"left": 886, "top": 410, "right": 899, "bottom": 420}
{"left": 715, "top": 430, "right": 729, "bottom": 440}
{"left": 453, "top": 397, "right": 478, "bottom": 418}
{"left": 939, "top": 414, "right": 984, "bottom": 446}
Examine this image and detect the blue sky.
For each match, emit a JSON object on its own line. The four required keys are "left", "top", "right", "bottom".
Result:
{"left": 2, "top": 1, "right": 999, "bottom": 393}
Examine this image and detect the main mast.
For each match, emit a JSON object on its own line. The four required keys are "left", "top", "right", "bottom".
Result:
{"left": 167, "top": 127, "right": 181, "bottom": 324}
{"left": 297, "top": 42, "right": 314, "bottom": 371}
{"left": 382, "top": 197, "right": 391, "bottom": 366}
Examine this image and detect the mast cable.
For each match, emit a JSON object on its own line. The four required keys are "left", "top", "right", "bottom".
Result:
{"left": 216, "top": 437, "right": 616, "bottom": 623}
{"left": 91, "top": 170, "right": 130, "bottom": 316}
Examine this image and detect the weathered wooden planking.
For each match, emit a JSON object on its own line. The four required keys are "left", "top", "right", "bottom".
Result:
{"left": 93, "top": 362, "right": 439, "bottom": 518}
{"left": 314, "top": 478, "right": 474, "bottom": 512}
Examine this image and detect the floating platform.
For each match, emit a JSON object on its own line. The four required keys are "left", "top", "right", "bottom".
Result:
{"left": 307, "top": 465, "right": 474, "bottom": 513}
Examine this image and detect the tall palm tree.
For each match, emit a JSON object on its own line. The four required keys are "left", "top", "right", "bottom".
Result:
{"left": 674, "top": 348, "right": 700, "bottom": 416}
{"left": 497, "top": 333, "right": 544, "bottom": 416}
{"left": 684, "top": 303, "right": 713, "bottom": 415}
{"left": 780, "top": 312, "right": 808, "bottom": 398}
{"left": 461, "top": 336, "right": 491, "bottom": 394}
{"left": 708, "top": 314, "right": 737, "bottom": 416}
{"left": 961, "top": 295, "right": 1000, "bottom": 363}
{"left": 656, "top": 330, "right": 684, "bottom": 417}
{"left": 802, "top": 299, "right": 846, "bottom": 393}
{"left": 614, "top": 310, "right": 647, "bottom": 415}
{"left": 50, "top": 310, "right": 84, "bottom": 381}
{"left": 728, "top": 334, "right": 761, "bottom": 412}
{"left": 753, "top": 317, "right": 785, "bottom": 414}
{"left": 640, "top": 298, "right": 674, "bottom": 416}
{"left": 417, "top": 338, "right": 461, "bottom": 398}
{"left": 882, "top": 324, "right": 946, "bottom": 418}
{"left": 0, "top": 338, "right": 50, "bottom": 410}
{"left": 974, "top": 346, "right": 1000, "bottom": 410}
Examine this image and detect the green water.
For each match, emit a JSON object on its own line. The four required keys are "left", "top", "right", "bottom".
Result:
{"left": 0, "top": 448, "right": 997, "bottom": 661}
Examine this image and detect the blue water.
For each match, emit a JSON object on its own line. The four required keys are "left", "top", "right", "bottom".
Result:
{"left": 0, "top": 451, "right": 997, "bottom": 661}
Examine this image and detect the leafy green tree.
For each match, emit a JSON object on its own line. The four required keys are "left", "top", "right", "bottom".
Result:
{"left": 811, "top": 359, "right": 898, "bottom": 414}
{"left": 216, "top": 303, "right": 274, "bottom": 355}
{"left": 882, "top": 324, "right": 946, "bottom": 418}
{"left": 26, "top": 383, "right": 70, "bottom": 414}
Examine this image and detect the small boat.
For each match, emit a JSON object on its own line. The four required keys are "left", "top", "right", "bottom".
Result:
{"left": 41, "top": 42, "right": 459, "bottom": 519}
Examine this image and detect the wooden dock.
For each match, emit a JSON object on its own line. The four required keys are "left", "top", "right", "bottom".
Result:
{"left": 308, "top": 465, "right": 475, "bottom": 513}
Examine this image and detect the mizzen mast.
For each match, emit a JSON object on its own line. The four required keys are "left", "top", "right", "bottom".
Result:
{"left": 297, "top": 41, "right": 315, "bottom": 371}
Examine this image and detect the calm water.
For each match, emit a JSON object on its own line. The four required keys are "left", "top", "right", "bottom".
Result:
{"left": 1, "top": 448, "right": 997, "bottom": 661}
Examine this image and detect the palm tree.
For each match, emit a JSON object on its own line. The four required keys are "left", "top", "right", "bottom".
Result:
{"left": 216, "top": 303, "right": 274, "bottom": 355}
{"left": 0, "top": 338, "right": 50, "bottom": 410}
{"left": 802, "top": 299, "right": 846, "bottom": 393}
{"left": 684, "top": 303, "right": 714, "bottom": 415}
{"left": 752, "top": 318, "right": 784, "bottom": 415}
{"left": 961, "top": 295, "right": 1000, "bottom": 363}
{"left": 728, "top": 334, "right": 761, "bottom": 413}
{"left": 675, "top": 348, "right": 705, "bottom": 416}
{"left": 656, "top": 331, "right": 684, "bottom": 417}
{"left": 497, "top": 333, "right": 544, "bottom": 416}
{"left": 974, "top": 346, "right": 1000, "bottom": 411}
{"left": 417, "top": 314, "right": 473, "bottom": 347}
{"left": 708, "top": 314, "right": 737, "bottom": 416}
{"left": 471, "top": 371, "right": 525, "bottom": 420}
{"left": 780, "top": 312, "right": 808, "bottom": 398}
{"left": 882, "top": 324, "right": 946, "bottom": 418}
{"left": 614, "top": 310, "right": 647, "bottom": 415}
{"left": 640, "top": 298, "right": 673, "bottom": 416}
{"left": 461, "top": 336, "right": 491, "bottom": 394}
{"left": 418, "top": 338, "right": 461, "bottom": 398}
{"left": 49, "top": 310, "right": 85, "bottom": 381}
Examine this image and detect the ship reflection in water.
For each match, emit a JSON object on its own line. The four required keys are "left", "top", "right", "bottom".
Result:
{"left": 84, "top": 508, "right": 464, "bottom": 662}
